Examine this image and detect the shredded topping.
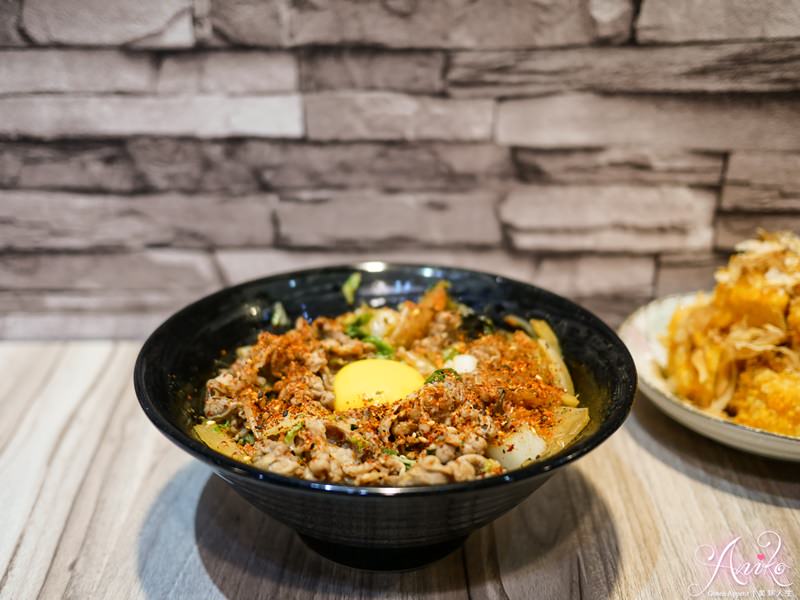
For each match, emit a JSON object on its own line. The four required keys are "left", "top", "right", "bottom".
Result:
{"left": 664, "top": 229, "right": 800, "bottom": 437}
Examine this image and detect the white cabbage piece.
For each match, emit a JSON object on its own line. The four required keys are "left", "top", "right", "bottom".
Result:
{"left": 487, "top": 407, "right": 590, "bottom": 470}
{"left": 194, "top": 421, "right": 249, "bottom": 462}
{"left": 487, "top": 426, "right": 547, "bottom": 470}
{"left": 540, "top": 407, "right": 590, "bottom": 459}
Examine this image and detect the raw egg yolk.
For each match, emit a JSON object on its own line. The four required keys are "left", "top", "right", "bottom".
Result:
{"left": 333, "top": 359, "right": 425, "bottom": 412}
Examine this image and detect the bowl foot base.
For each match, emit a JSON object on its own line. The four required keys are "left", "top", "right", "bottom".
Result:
{"left": 299, "top": 534, "right": 467, "bottom": 571}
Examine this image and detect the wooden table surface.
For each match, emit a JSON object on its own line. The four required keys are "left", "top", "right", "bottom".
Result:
{"left": 1, "top": 341, "right": 798, "bottom": 600}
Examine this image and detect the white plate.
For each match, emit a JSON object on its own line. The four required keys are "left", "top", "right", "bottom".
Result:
{"left": 619, "top": 293, "right": 800, "bottom": 462}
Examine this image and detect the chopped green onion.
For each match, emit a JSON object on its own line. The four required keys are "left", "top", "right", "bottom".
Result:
{"left": 284, "top": 421, "right": 304, "bottom": 446}
{"left": 348, "top": 436, "right": 366, "bottom": 453}
{"left": 238, "top": 431, "right": 255, "bottom": 445}
{"left": 271, "top": 301, "right": 290, "bottom": 328}
{"left": 344, "top": 312, "right": 394, "bottom": 357}
{"left": 442, "top": 347, "right": 459, "bottom": 362}
{"left": 398, "top": 455, "right": 415, "bottom": 469}
{"left": 425, "top": 368, "right": 461, "bottom": 384}
{"left": 362, "top": 335, "right": 394, "bottom": 358}
{"left": 345, "top": 312, "right": 372, "bottom": 338}
{"left": 383, "top": 448, "right": 414, "bottom": 469}
{"left": 342, "top": 272, "right": 362, "bottom": 305}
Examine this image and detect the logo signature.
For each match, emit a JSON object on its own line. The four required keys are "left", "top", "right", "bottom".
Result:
{"left": 688, "top": 530, "right": 793, "bottom": 597}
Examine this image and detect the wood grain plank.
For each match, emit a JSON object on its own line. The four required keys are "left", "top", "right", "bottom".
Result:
{"left": 619, "top": 396, "right": 800, "bottom": 597}
{"left": 0, "top": 342, "right": 115, "bottom": 591}
{"left": 40, "top": 350, "right": 214, "bottom": 600}
{"left": 0, "top": 342, "right": 65, "bottom": 453}
{"left": 0, "top": 342, "right": 126, "bottom": 600}
{"left": 35, "top": 344, "right": 148, "bottom": 600}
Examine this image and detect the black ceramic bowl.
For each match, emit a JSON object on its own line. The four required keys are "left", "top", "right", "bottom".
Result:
{"left": 134, "top": 263, "right": 636, "bottom": 570}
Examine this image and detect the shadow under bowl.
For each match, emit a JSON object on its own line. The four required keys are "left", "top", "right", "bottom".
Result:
{"left": 134, "top": 263, "right": 637, "bottom": 570}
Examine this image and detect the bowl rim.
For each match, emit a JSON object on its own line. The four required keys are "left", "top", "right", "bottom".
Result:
{"left": 134, "top": 261, "right": 637, "bottom": 497}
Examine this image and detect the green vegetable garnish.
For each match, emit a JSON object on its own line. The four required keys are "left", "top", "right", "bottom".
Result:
{"left": 342, "top": 272, "right": 362, "bottom": 305}
{"left": 238, "top": 431, "right": 255, "bottom": 445}
{"left": 344, "top": 312, "right": 394, "bottom": 357}
{"left": 284, "top": 421, "right": 304, "bottom": 446}
{"left": 382, "top": 448, "right": 414, "bottom": 469}
{"left": 271, "top": 301, "right": 290, "bottom": 328}
{"left": 398, "top": 455, "right": 415, "bottom": 469}
{"left": 425, "top": 368, "right": 461, "bottom": 384}
{"left": 362, "top": 335, "right": 394, "bottom": 358}
{"left": 348, "top": 436, "right": 366, "bottom": 453}
{"left": 345, "top": 312, "right": 372, "bottom": 338}
{"left": 442, "top": 347, "right": 459, "bottom": 362}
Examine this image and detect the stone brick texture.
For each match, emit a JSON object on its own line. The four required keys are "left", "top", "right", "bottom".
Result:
{"left": 0, "top": 0, "right": 798, "bottom": 338}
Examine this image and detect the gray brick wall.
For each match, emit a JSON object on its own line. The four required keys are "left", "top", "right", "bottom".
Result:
{"left": 1, "top": 0, "right": 799, "bottom": 338}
